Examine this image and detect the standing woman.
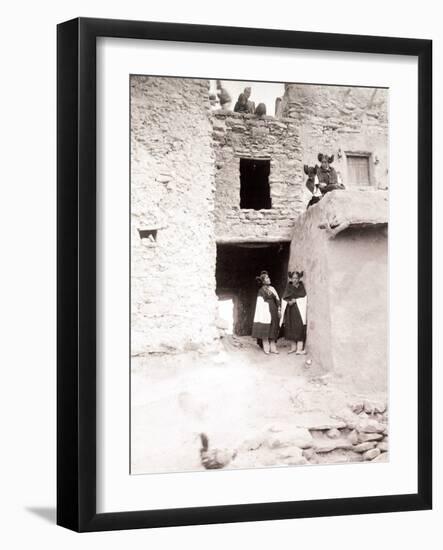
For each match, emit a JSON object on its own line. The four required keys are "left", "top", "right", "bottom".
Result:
{"left": 251, "top": 271, "right": 281, "bottom": 355}
{"left": 281, "top": 271, "right": 307, "bottom": 354}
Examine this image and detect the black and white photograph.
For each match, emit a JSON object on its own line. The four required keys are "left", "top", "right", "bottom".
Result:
{"left": 130, "top": 77, "right": 389, "bottom": 474}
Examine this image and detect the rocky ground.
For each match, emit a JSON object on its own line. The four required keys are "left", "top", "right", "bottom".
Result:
{"left": 131, "top": 336, "right": 388, "bottom": 474}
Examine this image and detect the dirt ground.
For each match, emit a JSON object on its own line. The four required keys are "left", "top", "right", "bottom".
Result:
{"left": 131, "top": 336, "right": 388, "bottom": 474}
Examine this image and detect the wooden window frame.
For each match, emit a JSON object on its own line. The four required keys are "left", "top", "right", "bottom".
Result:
{"left": 344, "top": 151, "right": 374, "bottom": 187}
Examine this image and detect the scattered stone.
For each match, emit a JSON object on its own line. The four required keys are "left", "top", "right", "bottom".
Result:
{"left": 302, "top": 448, "right": 316, "bottom": 460}
{"left": 375, "top": 402, "right": 387, "bottom": 414}
{"left": 358, "top": 432, "right": 383, "bottom": 443}
{"left": 347, "top": 430, "right": 359, "bottom": 445}
{"left": 377, "top": 441, "right": 389, "bottom": 452}
{"left": 293, "top": 412, "right": 347, "bottom": 431}
{"left": 349, "top": 401, "right": 364, "bottom": 414}
{"left": 372, "top": 452, "right": 389, "bottom": 463}
{"left": 265, "top": 436, "right": 285, "bottom": 449}
{"left": 263, "top": 426, "right": 313, "bottom": 450}
{"left": 305, "top": 452, "right": 320, "bottom": 464}
{"left": 314, "top": 449, "right": 364, "bottom": 464}
{"left": 363, "top": 448, "right": 381, "bottom": 461}
{"left": 361, "top": 400, "right": 387, "bottom": 415}
{"left": 313, "top": 439, "right": 354, "bottom": 453}
{"left": 354, "top": 442, "right": 376, "bottom": 453}
{"left": 277, "top": 446, "right": 307, "bottom": 465}
{"left": 327, "top": 428, "right": 341, "bottom": 439}
{"left": 357, "top": 418, "right": 385, "bottom": 434}
{"left": 270, "top": 436, "right": 291, "bottom": 450}
{"left": 333, "top": 408, "right": 359, "bottom": 430}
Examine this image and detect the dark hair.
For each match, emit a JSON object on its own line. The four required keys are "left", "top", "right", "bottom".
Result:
{"left": 256, "top": 270, "right": 269, "bottom": 286}
{"left": 304, "top": 164, "right": 318, "bottom": 176}
{"left": 318, "top": 153, "right": 334, "bottom": 164}
{"left": 288, "top": 270, "right": 304, "bottom": 279}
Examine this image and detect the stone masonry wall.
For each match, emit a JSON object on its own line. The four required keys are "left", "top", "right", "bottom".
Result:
{"left": 212, "top": 112, "right": 305, "bottom": 242}
{"left": 131, "top": 76, "right": 218, "bottom": 355}
{"left": 281, "top": 85, "right": 389, "bottom": 190}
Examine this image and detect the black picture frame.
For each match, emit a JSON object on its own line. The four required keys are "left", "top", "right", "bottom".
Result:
{"left": 57, "top": 17, "right": 432, "bottom": 532}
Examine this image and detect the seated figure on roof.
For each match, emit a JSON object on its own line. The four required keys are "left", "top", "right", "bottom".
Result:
{"left": 216, "top": 80, "right": 232, "bottom": 110}
{"left": 317, "top": 153, "right": 345, "bottom": 194}
{"left": 234, "top": 87, "right": 255, "bottom": 114}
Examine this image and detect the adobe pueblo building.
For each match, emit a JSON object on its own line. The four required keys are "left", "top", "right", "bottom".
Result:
{"left": 131, "top": 76, "right": 388, "bottom": 390}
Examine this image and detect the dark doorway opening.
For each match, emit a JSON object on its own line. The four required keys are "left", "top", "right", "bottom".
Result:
{"left": 239, "top": 158, "right": 271, "bottom": 210}
{"left": 216, "top": 242, "right": 290, "bottom": 336}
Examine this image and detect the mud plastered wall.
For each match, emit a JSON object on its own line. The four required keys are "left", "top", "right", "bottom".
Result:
{"left": 281, "top": 85, "right": 389, "bottom": 190}
{"left": 327, "top": 225, "right": 388, "bottom": 391}
{"left": 212, "top": 112, "right": 305, "bottom": 242}
{"left": 131, "top": 76, "right": 218, "bottom": 354}
{"left": 288, "top": 190, "right": 388, "bottom": 392}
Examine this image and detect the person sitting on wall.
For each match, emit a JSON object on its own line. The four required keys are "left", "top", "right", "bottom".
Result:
{"left": 251, "top": 271, "right": 281, "bottom": 355}
{"left": 234, "top": 87, "right": 255, "bottom": 114}
{"left": 304, "top": 164, "right": 322, "bottom": 209}
{"left": 254, "top": 103, "right": 267, "bottom": 117}
{"left": 216, "top": 80, "right": 232, "bottom": 110}
{"left": 280, "top": 271, "right": 307, "bottom": 355}
{"left": 244, "top": 86, "right": 256, "bottom": 114}
{"left": 317, "top": 153, "right": 346, "bottom": 194}
{"left": 234, "top": 93, "right": 249, "bottom": 113}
